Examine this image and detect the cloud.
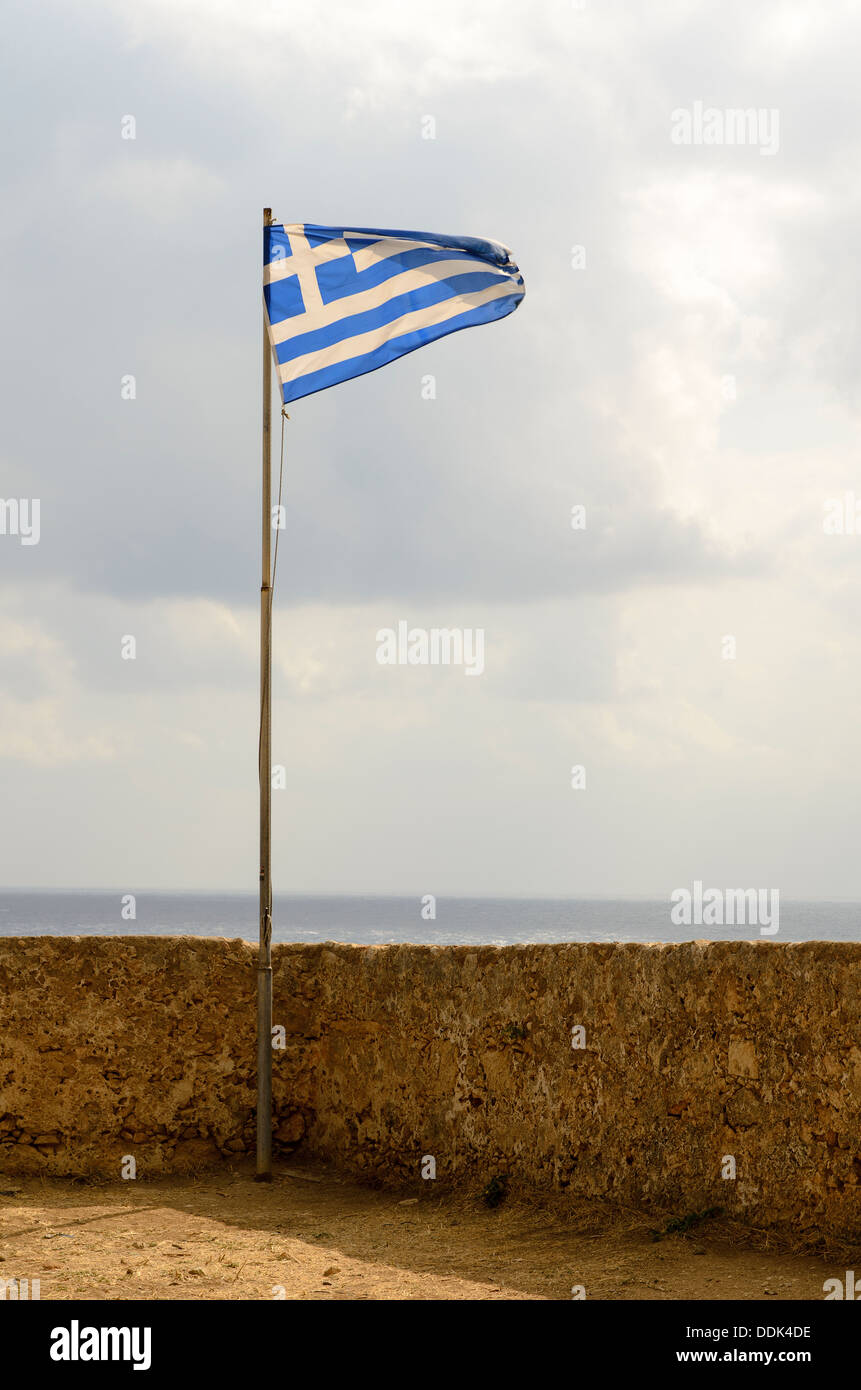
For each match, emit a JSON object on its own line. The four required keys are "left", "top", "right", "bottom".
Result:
{"left": 85, "top": 157, "right": 226, "bottom": 223}
{"left": 3, "top": 0, "right": 861, "bottom": 893}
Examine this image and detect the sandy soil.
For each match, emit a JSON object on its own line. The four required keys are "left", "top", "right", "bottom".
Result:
{"left": 0, "top": 1161, "right": 851, "bottom": 1301}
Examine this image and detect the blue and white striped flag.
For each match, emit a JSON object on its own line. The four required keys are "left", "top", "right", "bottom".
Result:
{"left": 264, "top": 222, "right": 525, "bottom": 404}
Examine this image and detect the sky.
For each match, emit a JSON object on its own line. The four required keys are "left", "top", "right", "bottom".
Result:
{"left": 2, "top": 0, "right": 861, "bottom": 897}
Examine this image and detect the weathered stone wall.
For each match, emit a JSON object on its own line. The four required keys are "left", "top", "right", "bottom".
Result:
{"left": 1, "top": 937, "right": 859, "bottom": 1236}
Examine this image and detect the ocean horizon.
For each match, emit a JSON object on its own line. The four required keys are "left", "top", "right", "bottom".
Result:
{"left": 0, "top": 889, "right": 858, "bottom": 945}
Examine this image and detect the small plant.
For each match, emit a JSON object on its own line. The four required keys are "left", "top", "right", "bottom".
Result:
{"left": 649, "top": 1206, "right": 723, "bottom": 1242}
{"left": 481, "top": 1175, "right": 508, "bottom": 1209}
{"left": 501, "top": 1022, "right": 528, "bottom": 1043}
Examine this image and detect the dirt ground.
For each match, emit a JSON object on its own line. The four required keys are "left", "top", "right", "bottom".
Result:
{"left": 0, "top": 1160, "right": 852, "bottom": 1301}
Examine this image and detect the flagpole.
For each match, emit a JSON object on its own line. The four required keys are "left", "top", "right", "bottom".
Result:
{"left": 256, "top": 206, "right": 274, "bottom": 1181}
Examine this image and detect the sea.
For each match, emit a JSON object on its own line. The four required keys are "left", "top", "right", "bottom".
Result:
{"left": 0, "top": 891, "right": 858, "bottom": 945}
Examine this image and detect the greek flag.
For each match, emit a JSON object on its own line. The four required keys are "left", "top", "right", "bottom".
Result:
{"left": 264, "top": 222, "right": 525, "bottom": 404}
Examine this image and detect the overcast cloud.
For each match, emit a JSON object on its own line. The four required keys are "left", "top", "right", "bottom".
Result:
{"left": 2, "top": 0, "right": 861, "bottom": 897}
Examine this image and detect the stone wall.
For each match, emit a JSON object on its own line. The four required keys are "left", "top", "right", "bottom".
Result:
{"left": 1, "top": 937, "right": 859, "bottom": 1236}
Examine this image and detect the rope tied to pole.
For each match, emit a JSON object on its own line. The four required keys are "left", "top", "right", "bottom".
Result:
{"left": 257, "top": 408, "right": 288, "bottom": 791}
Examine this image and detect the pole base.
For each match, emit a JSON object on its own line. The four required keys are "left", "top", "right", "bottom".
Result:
{"left": 254, "top": 1172, "right": 273, "bottom": 1183}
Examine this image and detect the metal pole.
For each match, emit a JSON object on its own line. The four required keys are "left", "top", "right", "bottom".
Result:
{"left": 256, "top": 206, "right": 274, "bottom": 1181}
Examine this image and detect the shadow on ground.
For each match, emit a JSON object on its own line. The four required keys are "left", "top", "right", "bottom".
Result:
{"left": 0, "top": 1160, "right": 853, "bottom": 1301}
